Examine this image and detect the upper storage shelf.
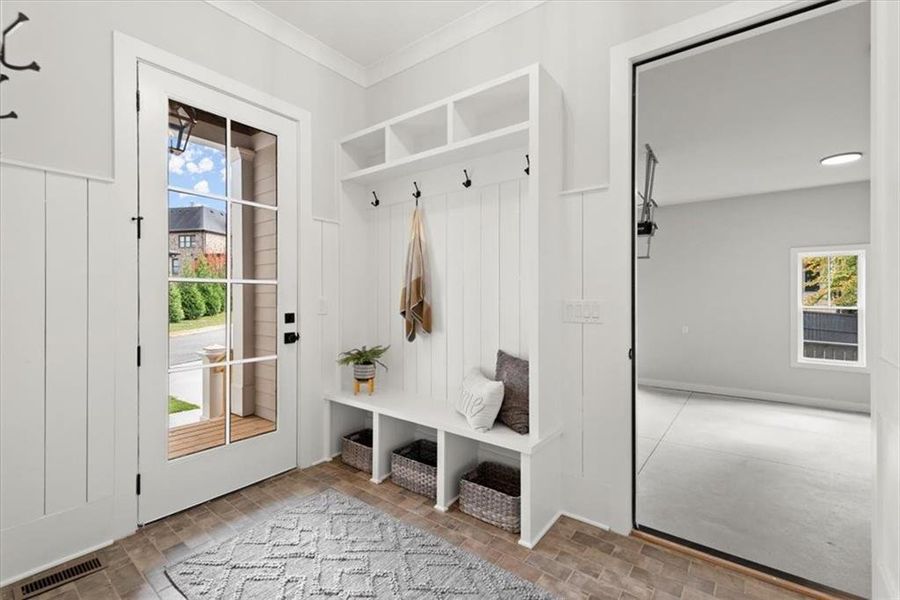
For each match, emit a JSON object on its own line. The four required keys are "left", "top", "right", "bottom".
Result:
{"left": 339, "top": 68, "right": 534, "bottom": 185}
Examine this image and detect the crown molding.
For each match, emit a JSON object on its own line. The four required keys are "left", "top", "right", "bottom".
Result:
{"left": 206, "top": 0, "right": 368, "bottom": 86}
{"left": 205, "top": 0, "right": 546, "bottom": 88}
{"left": 364, "top": 1, "right": 545, "bottom": 86}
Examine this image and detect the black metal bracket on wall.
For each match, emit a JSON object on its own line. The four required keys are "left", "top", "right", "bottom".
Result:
{"left": 0, "top": 12, "right": 41, "bottom": 119}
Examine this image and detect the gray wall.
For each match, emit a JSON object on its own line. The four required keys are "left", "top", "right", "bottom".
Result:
{"left": 637, "top": 181, "right": 871, "bottom": 411}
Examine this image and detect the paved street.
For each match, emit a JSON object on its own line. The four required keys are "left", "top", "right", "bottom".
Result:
{"left": 169, "top": 326, "right": 226, "bottom": 366}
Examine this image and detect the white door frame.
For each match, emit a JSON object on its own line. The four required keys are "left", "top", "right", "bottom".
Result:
{"left": 112, "top": 33, "right": 312, "bottom": 540}
{"left": 609, "top": 0, "right": 899, "bottom": 594}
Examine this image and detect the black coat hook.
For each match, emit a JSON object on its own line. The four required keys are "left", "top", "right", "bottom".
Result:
{"left": 524, "top": 154, "right": 530, "bottom": 176}
{"left": 371, "top": 191, "right": 380, "bottom": 207}
{"left": 412, "top": 181, "right": 422, "bottom": 206}
{"left": 462, "top": 169, "right": 472, "bottom": 188}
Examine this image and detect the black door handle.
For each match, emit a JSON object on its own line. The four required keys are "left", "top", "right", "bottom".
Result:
{"left": 284, "top": 332, "right": 299, "bottom": 344}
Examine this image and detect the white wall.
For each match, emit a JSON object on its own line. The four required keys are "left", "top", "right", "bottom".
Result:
{"left": 360, "top": 0, "right": 730, "bottom": 531}
{"left": 637, "top": 182, "right": 871, "bottom": 411}
{"left": 364, "top": 0, "right": 728, "bottom": 193}
{"left": 0, "top": 0, "right": 362, "bottom": 584}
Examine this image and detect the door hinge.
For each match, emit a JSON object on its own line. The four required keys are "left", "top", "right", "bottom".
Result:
{"left": 136, "top": 345, "right": 141, "bottom": 367}
{"left": 628, "top": 348, "right": 634, "bottom": 360}
{"left": 131, "top": 215, "right": 143, "bottom": 239}
{"left": 136, "top": 473, "right": 141, "bottom": 495}
{"left": 136, "top": 90, "right": 140, "bottom": 112}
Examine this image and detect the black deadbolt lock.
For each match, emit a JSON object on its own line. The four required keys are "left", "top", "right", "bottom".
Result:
{"left": 284, "top": 332, "right": 299, "bottom": 344}
{"left": 284, "top": 312, "right": 295, "bottom": 324}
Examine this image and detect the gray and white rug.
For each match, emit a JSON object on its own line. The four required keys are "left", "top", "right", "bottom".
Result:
{"left": 166, "top": 489, "right": 555, "bottom": 599}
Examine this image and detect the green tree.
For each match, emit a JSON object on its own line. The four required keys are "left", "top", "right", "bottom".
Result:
{"left": 180, "top": 283, "right": 206, "bottom": 320}
{"left": 168, "top": 285, "right": 185, "bottom": 323}
{"left": 803, "top": 254, "right": 858, "bottom": 307}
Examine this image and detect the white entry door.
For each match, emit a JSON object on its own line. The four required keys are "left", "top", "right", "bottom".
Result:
{"left": 137, "top": 64, "right": 299, "bottom": 523}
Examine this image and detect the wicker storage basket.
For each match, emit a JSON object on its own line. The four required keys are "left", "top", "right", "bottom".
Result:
{"left": 391, "top": 439, "right": 437, "bottom": 499}
{"left": 341, "top": 428, "right": 373, "bottom": 473}
{"left": 459, "top": 462, "right": 521, "bottom": 533}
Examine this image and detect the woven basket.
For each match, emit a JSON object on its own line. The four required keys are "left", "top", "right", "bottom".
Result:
{"left": 391, "top": 439, "right": 437, "bottom": 499}
{"left": 341, "top": 428, "right": 373, "bottom": 473}
{"left": 459, "top": 462, "right": 521, "bottom": 533}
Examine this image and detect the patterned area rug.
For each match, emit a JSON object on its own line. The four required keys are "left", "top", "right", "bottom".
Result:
{"left": 166, "top": 489, "right": 555, "bottom": 599}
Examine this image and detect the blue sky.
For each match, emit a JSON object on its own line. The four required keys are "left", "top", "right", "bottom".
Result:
{"left": 168, "top": 138, "right": 227, "bottom": 210}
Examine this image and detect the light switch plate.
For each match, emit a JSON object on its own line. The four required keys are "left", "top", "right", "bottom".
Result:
{"left": 563, "top": 299, "right": 604, "bottom": 324}
{"left": 317, "top": 297, "right": 328, "bottom": 316}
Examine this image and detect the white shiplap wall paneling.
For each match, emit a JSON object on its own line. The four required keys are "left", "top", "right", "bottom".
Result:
{"left": 45, "top": 173, "right": 89, "bottom": 515}
{"left": 1, "top": 163, "right": 118, "bottom": 584}
{"left": 0, "top": 165, "right": 46, "bottom": 530}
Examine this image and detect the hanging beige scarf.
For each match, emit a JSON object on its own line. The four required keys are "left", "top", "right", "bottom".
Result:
{"left": 400, "top": 207, "right": 432, "bottom": 341}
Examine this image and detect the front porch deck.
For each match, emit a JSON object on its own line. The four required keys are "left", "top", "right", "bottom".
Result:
{"left": 168, "top": 414, "right": 276, "bottom": 459}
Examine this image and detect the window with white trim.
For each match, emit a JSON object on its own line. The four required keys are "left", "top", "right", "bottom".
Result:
{"left": 792, "top": 247, "right": 866, "bottom": 369}
{"left": 178, "top": 234, "right": 195, "bottom": 248}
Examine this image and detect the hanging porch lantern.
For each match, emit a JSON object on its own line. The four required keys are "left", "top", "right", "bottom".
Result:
{"left": 168, "top": 102, "right": 197, "bottom": 156}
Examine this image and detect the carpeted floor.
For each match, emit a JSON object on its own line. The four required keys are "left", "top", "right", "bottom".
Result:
{"left": 166, "top": 489, "right": 555, "bottom": 599}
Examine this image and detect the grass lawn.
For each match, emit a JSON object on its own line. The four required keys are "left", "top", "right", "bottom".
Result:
{"left": 169, "top": 396, "right": 199, "bottom": 415}
{"left": 169, "top": 311, "right": 225, "bottom": 334}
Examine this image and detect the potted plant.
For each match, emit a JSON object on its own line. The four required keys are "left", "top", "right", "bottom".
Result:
{"left": 337, "top": 345, "right": 389, "bottom": 395}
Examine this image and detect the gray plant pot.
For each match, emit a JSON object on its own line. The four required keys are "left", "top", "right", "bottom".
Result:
{"left": 353, "top": 363, "right": 376, "bottom": 382}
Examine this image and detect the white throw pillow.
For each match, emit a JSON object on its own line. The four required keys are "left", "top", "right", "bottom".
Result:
{"left": 456, "top": 369, "right": 505, "bottom": 432}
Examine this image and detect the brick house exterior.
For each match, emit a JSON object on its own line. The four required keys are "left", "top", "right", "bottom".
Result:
{"left": 168, "top": 205, "right": 226, "bottom": 275}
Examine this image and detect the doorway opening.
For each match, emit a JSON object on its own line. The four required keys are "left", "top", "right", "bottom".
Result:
{"left": 631, "top": 2, "right": 871, "bottom": 597}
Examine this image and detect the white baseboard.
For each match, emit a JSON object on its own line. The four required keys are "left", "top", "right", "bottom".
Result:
{"left": 0, "top": 538, "right": 114, "bottom": 588}
{"left": 559, "top": 510, "right": 610, "bottom": 532}
{"left": 638, "top": 378, "right": 869, "bottom": 414}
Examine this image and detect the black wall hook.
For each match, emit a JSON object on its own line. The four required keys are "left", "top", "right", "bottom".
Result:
{"left": 371, "top": 191, "right": 380, "bottom": 207}
{"left": 524, "top": 154, "right": 531, "bottom": 176}
{"left": 412, "top": 181, "right": 422, "bottom": 206}
{"left": 462, "top": 169, "right": 472, "bottom": 188}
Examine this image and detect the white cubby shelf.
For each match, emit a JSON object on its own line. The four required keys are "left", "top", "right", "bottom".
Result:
{"left": 330, "top": 63, "right": 566, "bottom": 549}
{"left": 339, "top": 67, "right": 535, "bottom": 186}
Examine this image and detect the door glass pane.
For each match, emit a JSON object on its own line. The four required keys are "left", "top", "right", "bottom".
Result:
{"left": 168, "top": 282, "right": 227, "bottom": 369}
{"left": 229, "top": 283, "right": 277, "bottom": 362}
{"left": 230, "top": 203, "right": 277, "bottom": 281}
{"left": 229, "top": 360, "right": 277, "bottom": 443}
{"left": 168, "top": 101, "right": 227, "bottom": 196}
{"left": 168, "top": 193, "right": 227, "bottom": 279}
{"left": 168, "top": 368, "right": 225, "bottom": 459}
{"left": 229, "top": 120, "right": 277, "bottom": 206}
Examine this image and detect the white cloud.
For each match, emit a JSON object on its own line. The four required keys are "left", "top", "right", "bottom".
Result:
{"left": 220, "top": 167, "right": 226, "bottom": 182}
{"left": 193, "top": 180, "right": 210, "bottom": 194}
{"left": 168, "top": 154, "right": 185, "bottom": 175}
{"left": 186, "top": 156, "right": 214, "bottom": 175}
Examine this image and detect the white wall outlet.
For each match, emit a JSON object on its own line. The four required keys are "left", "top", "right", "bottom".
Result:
{"left": 317, "top": 297, "right": 329, "bottom": 316}
{"left": 682, "top": 325, "right": 689, "bottom": 334}
{"left": 564, "top": 300, "right": 605, "bottom": 324}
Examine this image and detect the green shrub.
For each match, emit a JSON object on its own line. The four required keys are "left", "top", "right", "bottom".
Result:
{"left": 180, "top": 283, "right": 206, "bottom": 320}
{"left": 199, "top": 283, "right": 224, "bottom": 316}
{"left": 168, "top": 285, "right": 185, "bottom": 323}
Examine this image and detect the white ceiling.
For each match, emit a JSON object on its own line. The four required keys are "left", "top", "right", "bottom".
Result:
{"left": 636, "top": 2, "right": 870, "bottom": 205}
{"left": 254, "top": 1, "right": 489, "bottom": 67}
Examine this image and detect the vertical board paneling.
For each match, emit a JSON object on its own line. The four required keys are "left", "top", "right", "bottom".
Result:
{"left": 367, "top": 177, "right": 527, "bottom": 404}
{"left": 480, "top": 185, "right": 500, "bottom": 376}
{"left": 462, "top": 190, "right": 482, "bottom": 374}
{"left": 415, "top": 201, "right": 433, "bottom": 399}
{"left": 424, "top": 194, "right": 447, "bottom": 406}
{"left": 581, "top": 189, "right": 617, "bottom": 483}
{"left": 87, "top": 181, "right": 116, "bottom": 501}
{"left": 0, "top": 165, "right": 46, "bottom": 528}
{"left": 445, "top": 192, "right": 466, "bottom": 407}
{"left": 498, "top": 181, "right": 521, "bottom": 356}
{"left": 389, "top": 203, "right": 408, "bottom": 390}
{"left": 519, "top": 178, "right": 530, "bottom": 357}
{"left": 321, "top": 222, "right": 340, "bottom": 393}
{"left": 561, "top": 193, "right": 585, "bottom": 478}
{"left": 375, "top": 207, "right": 393, "bottom": 390}
{"left": 45, "top": 172, "right": 88, "bottom": 514}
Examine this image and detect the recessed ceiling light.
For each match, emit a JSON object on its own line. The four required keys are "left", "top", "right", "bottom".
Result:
{"left": 820, "top": 152, "right": 863, "bottom": 166}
